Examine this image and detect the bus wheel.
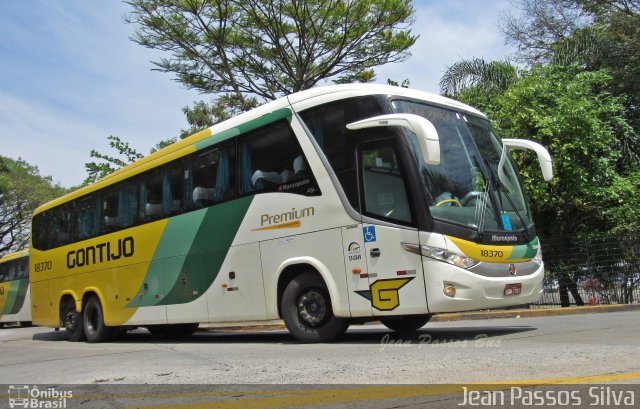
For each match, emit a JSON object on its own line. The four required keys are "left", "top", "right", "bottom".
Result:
{"left": 281, "top": 272, "right": 349, "bottom": 343}
{"left": 380, "top": 315, "right": 431, "bottom": 333}
{"left": 83, "top": 296, "right": 112, "bottom": 343}
{"left": 62, "top": 300, "right": 85, "bottom": 342}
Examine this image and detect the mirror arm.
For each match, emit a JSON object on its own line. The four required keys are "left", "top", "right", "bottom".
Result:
{"left": 502, "top": 138, "right": 553, "bottom": 181}
{"left": 346, "top": 114, "right": 441, "bottom": 165}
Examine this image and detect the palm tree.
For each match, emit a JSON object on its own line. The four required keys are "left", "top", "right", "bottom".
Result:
{"left": 439, "top": 58, "right": 520, "bottom": 98}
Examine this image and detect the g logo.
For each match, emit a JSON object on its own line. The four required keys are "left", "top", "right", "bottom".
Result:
{"left": 356, "top": 277, "right": 414, "bottom": 311}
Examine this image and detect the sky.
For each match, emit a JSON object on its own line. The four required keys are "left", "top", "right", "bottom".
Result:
{"left": 0, "top": 0, "right": 516, "bottom": 188}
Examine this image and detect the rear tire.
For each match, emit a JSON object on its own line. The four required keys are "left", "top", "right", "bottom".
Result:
{"left": 281, "top": 272, "right": 349, "bottom": 343}
{"left": 380, "top": 314, "right": 431, "bottom": 333}
{"left": 83, "top": 296, "right": 112, "bottom": 343}
{"left": 61, "top": 299, "right": 85, "bottom": 342}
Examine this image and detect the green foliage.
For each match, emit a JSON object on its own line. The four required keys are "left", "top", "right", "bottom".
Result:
{"left": 463, "top": 65, "right": 635, "bottom": 236}
{"left": 178, "top": 94, "right": 259, "bottom": 138}
{"left": 0, "top": 156, "right": 67, "bottom": 254}
{"left": 387, "top": 78, "right": 410, "bottom": 88}
{"left": 125, "top": 0, "right": 417, "bottom": 102}
{"left": 501, "top": 0, "right": 640, "bottom": 167}
{"left": 85, "top": 0, "right": 418, "bottom": 183}
{"left": 445, "top": 1, "right": 640, "bottom": 236}
{"left": 603, "top": 169, "right": 640, "bottom": 233}
{"left": 439, "top": 58, "right": 520, "bottom": 97}
{"left": 84, "top": 135, "right": 144, "bottom": 185}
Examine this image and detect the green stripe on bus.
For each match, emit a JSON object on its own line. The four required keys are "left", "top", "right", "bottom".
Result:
{"left": 126, "top": 210, "right": 208, "bottom": 308}
{"left": 3, "top": 278, "right": 29, "bottom": 315}
{"left": 194, "top": 108, "right": 292, "bottom": 151}
{"left": 160, "top": 196, "right": 253, "bottom": 305}
{"left": 126, "top": 196, "right": 254, "bottom": 308}
{"left": 509, "top": 237, "right": 539, "bottom": 261}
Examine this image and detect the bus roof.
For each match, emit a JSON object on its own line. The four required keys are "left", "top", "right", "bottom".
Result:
{"left": 33, "top": 84, "right": 485, "bottom": 215}
{"left": 0, "top": 249, "right": 29, "bottom": 262}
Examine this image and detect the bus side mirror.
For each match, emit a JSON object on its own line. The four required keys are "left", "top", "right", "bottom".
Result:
{"left": 346, "top": 114, "right": 441, "bottom": 165}
{"left": 502, "top": 139, "right": 553, "bottom": 181}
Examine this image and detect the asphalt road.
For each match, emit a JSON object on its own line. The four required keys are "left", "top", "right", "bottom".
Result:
{"left": 0, "top": 311, "right": 638, "bottom": 408}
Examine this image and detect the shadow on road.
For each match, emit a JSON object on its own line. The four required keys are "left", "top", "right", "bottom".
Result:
{"left": 31, "top": 324, "right": 536, "bottom": 345}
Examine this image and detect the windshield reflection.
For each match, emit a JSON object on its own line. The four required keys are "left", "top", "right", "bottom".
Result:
{"left": 392, "top": 100, "right": 533, "bottom": 235}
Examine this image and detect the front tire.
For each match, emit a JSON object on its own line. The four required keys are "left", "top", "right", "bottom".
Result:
{"left": 380, "top": 315, "right": 431, "bottom": 333}
{"left": 83, "top": 296, "right": 112, "bottom": 343}
{"left": 281, "top": 272, "right": 349, "bottom": 343}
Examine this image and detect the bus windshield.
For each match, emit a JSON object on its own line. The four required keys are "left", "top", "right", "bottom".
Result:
{"left": 392, "top": 100, "right": 533, "bottom": 236}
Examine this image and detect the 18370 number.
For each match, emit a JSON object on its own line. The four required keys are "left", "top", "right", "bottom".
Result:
{"left": 480, "top": 250, "right": 504, "bottom": 258}
{"left": 34, "top": 260, "right": 52, "bottom": 272}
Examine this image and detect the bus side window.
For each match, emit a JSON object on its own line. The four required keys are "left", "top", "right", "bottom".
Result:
{"left": 102, "top": 189, "right": 121, "bottom": 232}
{"left": 299, "top": 96, "right": 385, "bottom": 210}
{"left": 140, "top": 170, "right": 165, "bottom": 221}
{"left": 119, "top": 182, "right": 138, "bottom": 227}
{"left": 185, "top": 143, "right": 235, "bottom": 209}
{"left": 19, "top": 259, "right": 27, "bottom": 279}
{"left": 76, "top": 195, "right": 101, "bottom": 241}
{"left": 51, "top": 205, "right": 71, "bottom": 248}
{"left": 238, "top": 120, "right": 320, "bottom": 196}
{"left": 101, "top": 181, "right": 138, "bottom": 232}
{"left": 167, "top": 162, "right": 183, "bottom": 214}
{"left": 359, "top": 144, "right": 413, "bottom": 224}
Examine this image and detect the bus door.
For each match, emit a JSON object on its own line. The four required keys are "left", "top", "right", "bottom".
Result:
{"left": 357, "top": 141, "right": 429, "bottom": 316}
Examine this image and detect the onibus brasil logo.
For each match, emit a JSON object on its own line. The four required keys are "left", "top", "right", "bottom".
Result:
{"left": 8, "top": 385, "right": 72, "bottom": 408}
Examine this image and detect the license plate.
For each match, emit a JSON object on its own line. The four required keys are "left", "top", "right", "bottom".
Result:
{"left": 504, "top": 283, "right": 522, "bottom": 296}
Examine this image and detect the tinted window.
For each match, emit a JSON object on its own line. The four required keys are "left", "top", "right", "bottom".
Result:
{"left": 31, "top": 119, "right": 318, "bottom": 251}
{"left": 300, "top": 97, "right": 384, "bottom": 210}
{"left": 185, "top": 142, "right": 236, "bottom": 210}
{"left": 360, "top": 144, "right": 413, "bottom": 224}
{"left": 0, "top": 257, "right": 28, "bottom": 283}
{"left": 238, "top": 120, "right": 319, "bottom": 196}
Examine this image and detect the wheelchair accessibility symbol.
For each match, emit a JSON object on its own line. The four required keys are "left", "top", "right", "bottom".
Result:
{"left": 363, "top": 226, "right": 377, "bottom": 243}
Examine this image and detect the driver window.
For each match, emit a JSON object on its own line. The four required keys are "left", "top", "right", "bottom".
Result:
{"left": 360, "top": 144, "right": 412, "bottom": 224}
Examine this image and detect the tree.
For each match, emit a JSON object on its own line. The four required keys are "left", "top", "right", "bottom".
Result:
{"left": 488, "top": 65, "right": 634, "bottom": 236}
{"left": 500, "top": 0, "right": 640, "bottom": 166}
{"left": 439, "top": 58, "right": 520, "bottom": 98}
{"left": 0, "top": 156, "right": 67, "bottom": 255}
{"left": 86, "top": 0, "right": 418, "bottom": 183}
{"left": 84, "top": 136, "right": 144, "bottom": 185}
{"left": 441, "top": 59, "right": 636, "bottom": 235}
{"left": 83, "top": 135, "right": 178, "bottom": 185}
{"left": 178, "top": 93, "right": 259, "bottom": 138}
{"left": 125, "top": 0, "right": 417, "bottom": 108}
{"left": 500, "top": 0, "right": 594, "bottom": 64}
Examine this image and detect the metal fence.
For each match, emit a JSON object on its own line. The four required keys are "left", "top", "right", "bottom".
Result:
{"left": 529, "top": 232, "right": 640, "bottom": 308}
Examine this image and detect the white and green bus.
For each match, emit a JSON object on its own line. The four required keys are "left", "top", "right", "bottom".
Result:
{"left": 30, "top": 84, "right": 552, "bottom": 342}
{"left": 0, "top": 250, "right": 31, "bottom": 327}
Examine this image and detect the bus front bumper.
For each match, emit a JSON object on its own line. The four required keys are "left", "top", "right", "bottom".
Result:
{"left": 424, "top": 259, "right": 545, "bottom": 313}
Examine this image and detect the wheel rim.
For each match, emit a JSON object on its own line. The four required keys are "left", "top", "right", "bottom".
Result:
{"left": 296, "top": 289, "right": 328, "bottom": 327}
{"left": 64, "top": 310, "right": 80, "bottom": 333}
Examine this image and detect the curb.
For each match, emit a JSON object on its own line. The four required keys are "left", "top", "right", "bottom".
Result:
{"left": 430, "top": 303, "right": 640, "bottom": 322}
{"left": 199, "top": 304, "right": 640, "bottom": 332}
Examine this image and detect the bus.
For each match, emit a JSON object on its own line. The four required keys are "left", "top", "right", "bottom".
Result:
{"left": 0, "top": 250, "right": 31, "bottom": 327}
{"left": 30, "top": 84, "right": 553, "bottom": 343}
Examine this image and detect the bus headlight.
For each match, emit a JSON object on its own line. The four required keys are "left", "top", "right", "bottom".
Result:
{"left": 402, "top": 243, "right": 479, "bottom": 269}
{"left": 532, "top": 246, "right": 543, "bottom": 266}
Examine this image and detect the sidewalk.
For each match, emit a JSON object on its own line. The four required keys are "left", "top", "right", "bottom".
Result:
{"left": 200, "top": 303, "right": 640, "bottom": 332}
